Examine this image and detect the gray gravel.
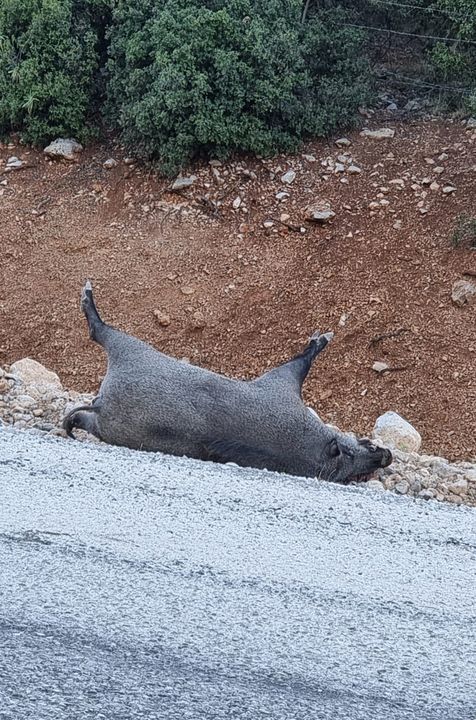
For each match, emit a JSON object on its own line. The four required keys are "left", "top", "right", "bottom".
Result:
{"left": 0, "top": 428, "right": 475, "bottom": 720}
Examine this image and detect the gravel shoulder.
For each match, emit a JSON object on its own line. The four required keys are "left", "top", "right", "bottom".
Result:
{"left": 1, "top": 428, "right": 475, "bottom": 720}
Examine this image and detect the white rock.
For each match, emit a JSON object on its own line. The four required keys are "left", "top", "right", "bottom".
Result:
{"left": 103, "top": 158, "right": 118, "bottom": 169}
{"left": 447, "top": 478, "right": 468, "bottom": 496}
{"left": 9, "top": 358, "right": 62, "bottom": 390}
{"left": 372, "top": 361, "right": 389, "bottom": 373}
{"left": 442, "top": 185, "right": 456, "bottom": 194}
{"left": 466, "top": 117, "right": 476, "bottom": 129}
{"left": 366, "top": 479, "right": 386, "bottom": 492}
{"left": 335, "top": 137, "right": 351, "bottom": 147}
{"left": 232, "top": 196, "right": 242, "bottom": 209}
{"left": 335, "top": 163, "right": 345, "bottom": 173}
{"left": 305, "top": 201, "right": 335, "bottom": 223}
{"left": 281, "top": 170, "right": 296, "bottom": 185}
{"left": 6, "top": 156, "right": 23, "bottom": 170}
{"left": 394, "top": 480, "right": 410, "bottom": 495}
{"left": 373, "top": 411, "right": 422, "bottom": 453}
{"left": 360, "top": 128, "right": 395, "bottom": 140}
{"left": 171, "top": 175, "right": 197, "bottom": 191}
{"left": 347, "top": 165, "right": 362, "bottom": 175}
{"left": 44, "top": 138, "right": 83, "bottom": 162}
{"left": 434, "top": 166, "right": 444, "bottom": 175}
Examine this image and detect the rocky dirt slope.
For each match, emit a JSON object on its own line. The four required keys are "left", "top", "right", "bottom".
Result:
{"left": 1, "top": 118, "right": 475, "bottom": 461}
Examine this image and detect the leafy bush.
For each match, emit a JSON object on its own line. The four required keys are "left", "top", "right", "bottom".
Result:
{"left": 106, "top": 0, "right": 370, "bottom": 174}
{"left": 0, "top": 0, "right": 109, "bottom": 144}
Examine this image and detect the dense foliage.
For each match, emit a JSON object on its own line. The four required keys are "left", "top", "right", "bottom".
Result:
{"left": 0, "top": 0, "right": 109, "bottom": 144}
{"left": 106, "top": 1, "right": 369, "bottom": 173}
{"left": 0, "top": 0, "right": 475, "bottom": 170}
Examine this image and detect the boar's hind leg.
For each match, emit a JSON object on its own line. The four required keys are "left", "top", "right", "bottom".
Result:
{"left": 63, "top": 404, "right": 101, "bottom": 440}
{"left": 258, "top": 330, "right": 333, "bottom": 396}
{"left": 81, "top": 280, "right": 112, "bottom": 347}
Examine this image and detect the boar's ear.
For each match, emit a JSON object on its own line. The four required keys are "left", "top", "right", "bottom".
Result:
{"left": 205, "top": 439, "right": 279, "bottom": 472}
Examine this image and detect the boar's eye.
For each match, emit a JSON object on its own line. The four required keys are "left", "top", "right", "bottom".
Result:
{"left": 328, "top": 438, "right": 341, "bottom": 458}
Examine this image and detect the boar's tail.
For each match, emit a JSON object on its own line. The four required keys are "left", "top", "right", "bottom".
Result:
{"left": 62, "top": 404, "right": 101, "bottom": 440}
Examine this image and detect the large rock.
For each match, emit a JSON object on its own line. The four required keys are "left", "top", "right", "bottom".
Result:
{"left": 305, "top": 201, "right": 335, "bottom": 223}
{"left": 360, "top": 128, "right": 395, "bottom": 140}
{"left": 43, "top": 138, "right": 83, "bottom": 162}
{"left": 452, "top": 279, "right": 476, "bottom": 307}
{"left": 373, "top": 411, "right": 422, "bottom": 453}
{"left": 9, "top": 358, "right": 62, "bottom": 391}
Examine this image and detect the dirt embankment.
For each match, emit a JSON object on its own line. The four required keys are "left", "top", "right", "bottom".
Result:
{"left": 1, "top": 119, "right": 475, "bottom": 460}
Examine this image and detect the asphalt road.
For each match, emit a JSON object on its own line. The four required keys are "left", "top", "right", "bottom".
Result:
{"left": 0, "top": 429, "right": 475, "bottom": 720}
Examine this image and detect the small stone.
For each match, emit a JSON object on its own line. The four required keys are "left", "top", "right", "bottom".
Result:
{"left": 192, "top": 311, "right": 206, "bottom": 330}
{"left": 360, "top": 128, "right": 395, "bottom": 140}
{"left": 124, "top": 157, "right": 135, "bottom": 165}
{"left": 335, "top": 163, "right": 345, "bottom": 173}
{"left": 305, "top": 201, "right": 335, "bottom": 224}
{"left": 434, "top": 166, "right": 444, "bottom": 175}
{"left": 389, "top": 178, "right": 404, "bottom": 186}
{"left": 366, "top": 479, "right": 386, "bottom": 492}
{"left": 418, "top": 489, "right": 435, "bottom": 500}
{"left": 429, "top": 181, "right": 440, "bottom": 191}
{"left": 442, "top": 185, "right": 456, "bottom": 194}
{"left": 302, "top": 154, "right": 316, "bottom": 162}
{"left": 372, "top": 361, "right": 389, "bottom": 373}
{"left": 263, "top": 220, "right": 274, "bottom": 229}
{"left": 335, "top": 137, "right": 351, "bottom": 147}
{"left": 451, "top": 279, "right": 476, "bottom": 307}
{"left": 393, "top": 220, "right": 402, "bottom": 230}
{"left": 373, "top": 411, "right": 422, "bottom": 453}
{"left": 394, "top": 480, "right": 410, "bottom": 495}
{"left": 424, "top": 157, "right": 435, "bottom": 165}
{"left": 438, "top": 153, "right": 449, "bottom": 161}
{"left": 232, "top": 196, "right": 242, "bottom": 209}
{"left": 465, "top": 117, "right": 476, "bottom": 130}
{"left": 103, "top": 158, "right": 117, "bottom": 169}
{"left": 44, "top": 138, "right": 83, "bottom": 162}
{"left": 180, "top": 286, "right": 194, "bottom": 296}
{"left": 447, "top": 478, "right": 468, "bottom": 496}
{"left": 6, "top": 156, "right": 23, "bottom": 170}
{"left": 276, "top": 191, "right": 289, "bottom": 201}
{"left": 281, "top": 170, "right": 296, "bottom": 185}
{"left": 280, "top": 213, "right": 290, "bottom": 222}
{"left": 153, "top": 310, "right": 171, "bottom": 327}
{"left": 347, "top": 165, "right": 362, "bottom": 175}
{"left": 171, "top": 175, "right": 196, "bottom": 191}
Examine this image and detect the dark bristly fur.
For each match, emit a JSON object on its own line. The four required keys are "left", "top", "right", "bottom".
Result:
{"left": 63, "top": 281, "right": 392, "bottom": 482}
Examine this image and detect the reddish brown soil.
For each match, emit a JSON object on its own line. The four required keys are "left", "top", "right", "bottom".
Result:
{"left": 1, "top": 120, "right": 475, "bottom": 460}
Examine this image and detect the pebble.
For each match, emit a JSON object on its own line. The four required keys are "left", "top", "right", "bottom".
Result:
{"left": 360, "top": 128, "right": 395, "bottom": 139}
{"left": 347, "top": 165, "right": 362, "bottom": 175}
{"left": 153, "top": 310, "right": 171, "bottom": 327}
{"left": 103, "top": 158, "right": 118, "bottom": 169}
{"left": 281, "top": 170, "right": 296, "bottom": 185}
{"left": 171, "top": 176, "right": 197, "bottom": 191}
{"left": 372, "top": 361, "right": 389, "bottom": 373}
{"left": 335, "top": 138, "right": 351, "bottom": 147}
{"left": 451, "top": 279, "right": 476, "bottom": 307}
{"left": 442, "top": 185, "right": 456, "bottom": 194}
{"left": 305, "top": 201, "right": 335, "bottom": 223}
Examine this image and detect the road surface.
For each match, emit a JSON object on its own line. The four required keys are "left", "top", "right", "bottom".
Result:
{"left": 0, "top": 429, "right": 475, "bottom": 719}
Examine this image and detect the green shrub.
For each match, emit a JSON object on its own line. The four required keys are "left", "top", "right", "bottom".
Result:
{"left": 106, "top": 0, "right": 370, "bottom": 174}
{"left": 0, "top": 0, "right": 109, "bottom": 144}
